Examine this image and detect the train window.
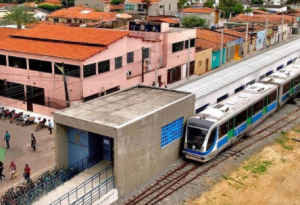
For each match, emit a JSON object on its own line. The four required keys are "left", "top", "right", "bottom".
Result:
{"left": 196, "top": 104, "right": 209, "bottom": 113}
{"left": 217, "top": 94, "right": 228, "bottom": 103}
{"left": 235, "top": 110, "right": 247, "bottom": 127}
{"left": 287, "top": 60, "right": 293, "bottom": 65}
{"left": 259, "top": 74, "right": 266, "bottom": 80}
{"left": 235, "top": 85, "right": 244, "bottom": 93}
{"left": 206, "top": 128, "right": 216, "bottom": 150}
{"left": 268, "top": 91, "right": 277, "bottom": 105}
{"left": 219, "top": 122, "right": 228, "bottom": 138}
{"left": 283, "top": 82, "right": 291, "bottom": 93}
{"left": 228, "top": 118, "right": 234, "bottom": 130}
{"left": 266, "top": 70, "right": 273, "bottom": 76}
{"left": 253, "top": 99, "right": 263, "bottom": 115}
{"left": 277, "top": 65, "right": 284, "bottom": 71}
{"left": 246, "top": 80, "right": 255, "bottom": 86}
{"left": 295, "top": 76, "right": 300, "bottom": 85}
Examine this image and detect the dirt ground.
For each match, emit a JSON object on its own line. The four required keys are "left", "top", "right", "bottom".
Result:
{"left": 0, "top": 119, "right": 55, "bottom": 194}
{"left": 189, "top": 127, "right": 300, "bottom": 205}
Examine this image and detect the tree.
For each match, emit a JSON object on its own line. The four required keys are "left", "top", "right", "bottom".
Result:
{"left": 37, "top": 4, "right": 62, "bottom": 12}
{"left": 110, "top": 0, "right": 123, "bottom": 5}
{"left": 182, "top": 16, "right": 208, "bottom": 28}
{"left": 218, "top": 0, "right": 244, "bottom": 18}
{"left": 4, "top": 6, "right": 37, "bottom": 29}
{"left": 61, "top": 0, "right": 74, "bottom": 8}
{"left": 203, "top": 0, "right": 214, "bottom": 8}
{"left": 252, "top": 0, "right": 263, "bottom": 4}
{"left": 287, "top": 5, "right": 292, "bottom": 10}
{"left": 233, "top": 3, "right": 244, "bottom": 14}
{"left": 178, "top": 0, "right": 187, "bottom": 9}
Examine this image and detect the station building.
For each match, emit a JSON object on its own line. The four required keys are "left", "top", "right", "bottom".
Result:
{"left": 53, "top": 85, "right": 195, "bottom": 197}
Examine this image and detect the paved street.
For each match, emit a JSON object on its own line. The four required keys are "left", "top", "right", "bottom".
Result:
{"left": 0, "top": 119, "right": 55, "bottom": 194}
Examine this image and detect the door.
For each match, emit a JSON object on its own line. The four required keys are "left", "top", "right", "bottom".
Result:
{"left": 205, "top": 58, "right": 209, "bottom": 72}
{"left": 263, "top": 96, "right": 268, "bottom": 115}
{"left": 158, "top": 75, "right": 162, "bottom": 87}
{"left": 228, "top": 118, "right": 234, "bottom": 140}
{"left": 247, "top": 106, "right": 252, "bottom": 125}
{"left": 189, "top": 61, "right": 195, "bottom": 76}
{"left": 290, "top": 80, "right": 295, "bottom": 95}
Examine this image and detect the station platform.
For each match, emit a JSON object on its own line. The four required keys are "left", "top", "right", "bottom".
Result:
{"left": 33, "top": 161, "right": 113, "bottom": 205}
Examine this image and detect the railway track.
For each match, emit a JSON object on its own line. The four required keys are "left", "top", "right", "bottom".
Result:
{"left": 125, "top": 106, "right": 300, "bottom": 205}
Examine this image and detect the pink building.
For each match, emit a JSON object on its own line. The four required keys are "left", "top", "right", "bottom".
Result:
{"left": 0, "top": 23, "right": 195, "bottom": 115}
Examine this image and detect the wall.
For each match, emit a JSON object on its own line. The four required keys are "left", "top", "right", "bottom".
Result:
{"left": 75, "top": 0, "right": 105, "bottom": 10}
{"left": 256, "top": 30, "right": 266, "bottom": 50}
{"left": 179, "top": 12, "right": 215, "bottom": 27}
{"left": 148, "top": 0, "right": 178, "bottom": 16}
{"left": 114, "top": 94, "right": 195, "bottom": 197}
{"left": 194, "top": 48, "right": 212, "bottom": 75}
{"left": 211, "top": 48, "right": 226, "bottom": 69}
{"left": 68, "top": 127, "right": 89, "bottom": 166}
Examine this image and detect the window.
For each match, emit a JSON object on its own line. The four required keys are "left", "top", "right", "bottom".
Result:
{"left": 259, "top": 74, "right": 266, "bottom": 80}
{"left": 277, "top": 65, "right": 284, "bottom": 70}
{"left": 98, "top": 60, "right": 110, "bottom": 74}
{"left": 196, "top": 103, "right": 209, "bottom": 113}
{"left": 283, "top": 82, "right": 291, "bottom": 93}
{"left": 125, "top": 4, "right": 135, "bottom": 10}
{"left": 206, "top": 129, "right": 216, "bottom": 150}
{"left": 0, "top": 80, "right": 25, "bottom": 100}
{"left": 127, "top": 52, "right": 134, "bottom": 63}
{"left": 142, "top": 48, "right": 149, "bottom": 59}
{"left": 185, "top": 38, "right": 195, "bottom": 49}
{"left": 235, "top": 85, "right": 244, "bottom": 93}
{"left": 54, "top": 63, "right": 80, "bottom": 78}
{"left": 29, "top": 59, "right": 52, "bottom": 73}
{"left": 228, "top": 118, "right": 234, "bottom": 130}
{"left": 217, "top": 93, "right": 228, "bottom": 103}
{"left": 161, "top": 117, "right": 183, "bottom": 148}
{"left": 159, "top": 5, "right": 163, "bottom": 8}
{"left": 219, "top": 122, "right": 228, "bottom": 138}
{"left": 295, "top": 75, "right": 300, "bottom": 85}
{"left": 167, "top": 66, "right": 181, "bottom": 84}
{"left": 268, "top": 91, "right": 277, "bottom": 105}
{"left": 253, "top": 99, "right": 263, "bottom": 115}
{"left": 235, "top": 110, "right": 247, "bottom": 127}
{"left": 287, "top": 60, "right": 293, "bottom": 65}
{"left": 0, "top": 55, "right": 6, "bottom": 66}
{"left": 169, "top": 4, "right": 171, "bottom": 10}
{"left": 266, "top": 70, "right": 273, "bottom": 76}
{"left": 54, "top": 19, "right": 59, "bottom": 22}
{"left": 246, "top": 80, "right": 255, "bottom": 86}
{"left": 198, "top": 61, "right": 202, "bottom": 67}
{"left": 83, "top": 63, "right": 96, "bottom": 78}
{"left": 172, "top": 41, "right": 184, "bottom": 53}
{"left": 115, "top": 56, "right": 123, "bottom": 69}
{"left": 8, "top": 56, "right": 27, "bottom": 69}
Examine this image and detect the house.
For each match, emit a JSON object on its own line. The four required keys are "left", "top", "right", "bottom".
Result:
{"left": 39, "top": 0, "right": 62, "bottom": 6}
{"left": 197, "top": 28, "right": 240, "bottom": 61}
{"left": 264, "top": 5, "right": 287, "bottom": 13}
{"left": 180, "top": 7, "right": 218, "bottom": 27}
{"left": 32, "top": 8, "right": 52, "bottom": 21}
{"left": 0, "top": 22, "right": 195, "bottom": 116}
{"left": 227, "top": 26, "right": 258, "bottom": 52}
{"left": 147, "top": 16, "right": 180, "bottom": 27}
{"left": 75, "top": 0, "right": 124, "bottom": 12}
{"left": 124, "top": 0, "right": 178, "bottom": 18}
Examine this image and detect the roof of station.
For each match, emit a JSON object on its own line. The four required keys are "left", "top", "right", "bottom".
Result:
{"left": 55, "top": 85, "right": 192, "bottom": 128}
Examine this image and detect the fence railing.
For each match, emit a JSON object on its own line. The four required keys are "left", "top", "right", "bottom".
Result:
{"left": 71, "top": 175, "right": 115, "bottom": 205}
{"left": 10, "top": 157, "right": 90, "bottom": 205}
{"left": 50, "top": 164, "right": 114, "bottom": 205}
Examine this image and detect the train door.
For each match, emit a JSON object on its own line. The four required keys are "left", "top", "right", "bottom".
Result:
{"left": 263, "top": 96, "right": 268, "bottom": 115}
{"left": 290, "top": 80, "right": 295, "bottom": 95}
{"left": 228, "top": 118, "right": 234, "bottom": 140}
{"left": 247, "top": 106, "right": 252, "bottom": 125}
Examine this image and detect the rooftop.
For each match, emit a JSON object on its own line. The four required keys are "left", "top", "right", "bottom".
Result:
{"left": 0, "top": 28, "right": 19, "bottom": 41}
{"left": 196, "top": 39, "right": 223, "bottom": 51}
{"left": 110, "top": 4, "right": 124, "bottom": 10}
{"left": 222, "top": 29, "right": 256, "bottom": 39}
{"left": 55, "top": 85, "right": 191, "bottom": 128}
{"left": 252, "top": 9, "right": 271, "bottom": 15}
{"left": 126, "top": 0, "right": 160, "bottom": 3}
{"left": 197, "top": 28, "right": 237, "bottom": 44}
{"left": 157, "top": 18, "right": 179, "bottom": 24}
{"left": 39, "top": 0, "right": 62, "bottom": 5}
{"left": 180, "top": 7, "right": 215, "bottom": 14}
{"left": 10, "top": 25, "right": 130, "bottom": 46}
{"left": 231, "top": 14, "right": 295, "bottom": 25}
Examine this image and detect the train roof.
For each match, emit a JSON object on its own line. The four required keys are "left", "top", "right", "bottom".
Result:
{"left": 260, "top": 61, "right": 300, "bottom": 84}
{"left": 174, "top": 38, "right": 300, "bottom": 99}
{"left": 193, "top": 83, "right": 277, "bottom": 122}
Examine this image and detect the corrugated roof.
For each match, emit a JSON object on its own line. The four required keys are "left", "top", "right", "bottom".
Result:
{"left": 11, "top": 25, "right": 130, "bottom": 46}
{"left": 180, "top": 7, "right": 214, "bottom": 14}
{"left": 0, "top": 38, "right": 106, "bottom": 61}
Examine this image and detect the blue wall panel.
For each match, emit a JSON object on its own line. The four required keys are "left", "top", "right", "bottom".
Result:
{"left": 161, "top": 117, "right": 184, "bottom": 148}
{"left": 217, "top": 135, "right": 228, "bottom": 149}
{"left": 267, "top": 101, "right": 277, "bottom": 113}
{"left": 234, "top": 122, "right": 247, "bottom": 136}
{"left": 252, "top": 111, "right": 263, "bottom": 124}
{"left": 281, "top": 92, "right": 289, "bottom": 102}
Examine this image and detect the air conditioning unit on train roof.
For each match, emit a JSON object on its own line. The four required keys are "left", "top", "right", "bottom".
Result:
{"left": 244, "top": 84, "right": 267, "bottom": 94}
{"left": 272, "top": 70, "right": 291, "bottom": 79}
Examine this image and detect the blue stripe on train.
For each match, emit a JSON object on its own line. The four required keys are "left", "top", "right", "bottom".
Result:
{"left": 234, "top": 122, "right": 247, "bottom": 136}
{"left": 294, "top": 85, "right": 300, "bottom": 92}
{"left": 267, "top": 101, "right": 277, "bottom": 113}
{"left": 217, "top": 135, "right": 228, "bottom": 149}
{"left": 252, "top": 110, "right": 263, "bottom": 124}
{"left": 281, "top": 92, "right": 289, "bottom": 102}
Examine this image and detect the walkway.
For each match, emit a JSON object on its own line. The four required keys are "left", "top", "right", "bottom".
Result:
{"left": 33, "top": 161, "right": 112, "bottom": 205}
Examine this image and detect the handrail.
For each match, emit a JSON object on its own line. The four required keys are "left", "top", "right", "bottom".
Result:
{"left": 50, "top": 164, "right": 114, "bottom": 205}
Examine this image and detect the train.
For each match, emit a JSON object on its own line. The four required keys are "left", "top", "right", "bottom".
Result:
{"left": 183, "top": 60, "right": 300, "bottom": 162}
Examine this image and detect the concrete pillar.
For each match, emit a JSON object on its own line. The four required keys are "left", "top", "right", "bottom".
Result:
{"left": 55, "top": 123, "right": 69, "bottom": 169}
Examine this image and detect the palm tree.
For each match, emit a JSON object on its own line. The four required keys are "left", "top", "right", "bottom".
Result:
{"left": 4, "top": 6, "right": 37, "bottom": 29}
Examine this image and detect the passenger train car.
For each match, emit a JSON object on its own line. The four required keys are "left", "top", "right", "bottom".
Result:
{"left": 183, "top": 62, "right": 300, "bottom": 162}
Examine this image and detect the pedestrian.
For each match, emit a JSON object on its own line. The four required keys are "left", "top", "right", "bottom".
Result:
{"left": 3, "top": 131, "right": 10, "bottom": 149}
{"left": 0, "top": 161, "right": 5, "bottom": 180}
{"left": 48, "top": 120, "right": 52, "bottom": 135}
{"left": 31, "top": 134, "right": 36, "bottom": 151}
{"left": 8, "top": 161, "right": 16, "bottom": 180}
{"left": 23, "top": 164, "right": 30, "bottom": 181}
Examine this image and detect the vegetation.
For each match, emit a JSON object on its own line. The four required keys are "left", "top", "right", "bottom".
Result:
{"left": 37, "top": 4, "right": 62, "bottom": 12}
{"left": 252, "top": 0, "right": 264, "bottom": 4}
{"left": 61, "top": 0, "right": 74, "bottom": 8}
{"left": 110, "top": 0, "right": 123, "bottom": 5}
{"left": 243, "top": 160, "right": 273, "bottom": 174}
{"left": 218, "top": 0, "right": 244, "bottom": 18}
{"left": 181, "top": 16, "right": 208, "bottom": 28}
{"left": 244, "top": 8, "right": 252, "bottom": 12}
{"left": 276, "top": 134, "right": 294, "bottom": 150}
{"left": 178, "top": 0, "right": 188, "bottom": 9}
{"left": 259, "top": 7, "right": 268, "bottom": 11}
{"left": 3, "top": 6, "right": 37, "bottom": 29}
{"left": 0, "top": 0, "right": 12, "bottom": 3}
{"left": 203, "top": 0, "right": 214, "bottom": 8}
{"left": 287, "top": 5, "right": 292, "bottom": 10}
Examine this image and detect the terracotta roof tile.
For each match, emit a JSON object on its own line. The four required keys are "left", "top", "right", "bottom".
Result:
{"left": 126, "top": 0, "right": 159, "bottom": 2}
{"left": 252, "top": 10, "right": 271, "bottom": 15}
{"left": 196, "top": 39, "right": 222, "bottom": 51}
{"left": 0, "top": 38, "right": 106, "bottom": 61}
{"left": 196, "top": 29, "right": 238, "bottom": 44}
{"left": 11, "top": 25, "right": 130, "bottom": 46}
{"left": 231, "top": 14, "right": 295, "bottom": 25}
{"left": 39, "top": 0, "right": 62, "bottom": 5}
{"left": 180, "top": 7, "right": 214, "bottom": 14}
{"left": 110, "top": 4, "right": 124, "bottom": 10}
{"left": 222, "top": 29, "right": 252, "bottom": 39}
{"left": 157, "top": 18, "right": 179, "bottom": 24}
{"left": 0, "top": 28, "right": 20, "bottom": 41}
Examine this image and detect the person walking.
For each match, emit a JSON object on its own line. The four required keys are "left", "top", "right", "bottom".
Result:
{"left": 23, "top": 164, "right": 30, "bottom": 181}
{"left": 0, "top": 161, "right": 5, "bottom": 180}
{"left": 31, "top": 134, "right": 36, "bottom": 151}
{"left": 8, "top": 161, "right": 16, "bottom": 180}
{"left": 3, "top": 131, "right": 10, "bottom": 149}
{"left": 48, "top": 120, "right": 52, "bottom": 135}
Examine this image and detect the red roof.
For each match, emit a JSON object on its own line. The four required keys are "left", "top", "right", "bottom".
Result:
{"left": 196, "top": 39, "right": 223, "bottom": 51}
{"left": 126, "top": 0, "right": 159, "bottom": 2}
{"left": 11, "top": 25, "right": 130, "bottom": 46}
{"left": 222, "top": 29, "right": 253, "bottom": 39}
{"left": 157, "top": 18, "right": 179, "bottom": 24}
{"left": 0, "top": 28, "right": 20, "bottom": 41}
{"left": 110, "top": 4, "right": 124, "bottom": 10}
{"left": 0, "top": 38, "right": 106, "bottom": 61}
{"left": 197, "top": 29, "right": 238, "bottom": 44}
{"left": 180, "top": 7, "right": 214, "bottom": 14}
{"left": 231, "top": 14, "right": 295, "bottom": 25}
{"left": 252, "top": 10, "right": 271, "bottom": 15}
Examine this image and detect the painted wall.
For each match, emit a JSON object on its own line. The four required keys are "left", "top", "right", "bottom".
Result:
{"left": 180, "top": 12, "right": 215, "bottom": 27}
{"left": 256, "top": 30, "right": 266, "bottom": 50}
{"left": 211, "top": 48, "right": 226, "bottom": 69}
{"left": 194, "top": 48, "right": 212, "bottom": 75}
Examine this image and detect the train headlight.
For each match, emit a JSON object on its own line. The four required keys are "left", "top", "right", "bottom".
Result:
{"left": 192, "top": 145, "right": 196, "bottom": 150}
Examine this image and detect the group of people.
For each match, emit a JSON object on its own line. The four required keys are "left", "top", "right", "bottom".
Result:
{"left": 0, "top": 161, "right": 30, "bottom": 181}
{"left": 4, "top": 131, "right": 37, "bottom": 151}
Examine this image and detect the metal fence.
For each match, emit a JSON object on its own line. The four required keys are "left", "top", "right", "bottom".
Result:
{"left": 50, "top": 164, "right": 114, "bottom": 205}
{"left": 10, "top": 157, "right": 90, "bottom": 205}
{"left": 71, "top": 175, "right": 115, "bottom": 205}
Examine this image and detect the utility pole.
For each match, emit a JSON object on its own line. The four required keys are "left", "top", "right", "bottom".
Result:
{"left": 141, "top": 47, "right": 145, "bottom": 83}
{"left": 245, "top": 22, "right": 248, "bottom": 54}
{"left": 187, "top": 37, "right": 191, "bottom": 80}
{"left": 220, "top": 30, "right": 224, "bottom": 66}
{"left": 281, "top": 13, "right": 284, "bottom": 42}
{"left": 251, "top": 21, "right": 254, "bottom": 45}
{"left": 61, "top": 63, "right": 70, "bottom": 107}
{"left": 265, "top": 18, "right": 268, "bottom": 49}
